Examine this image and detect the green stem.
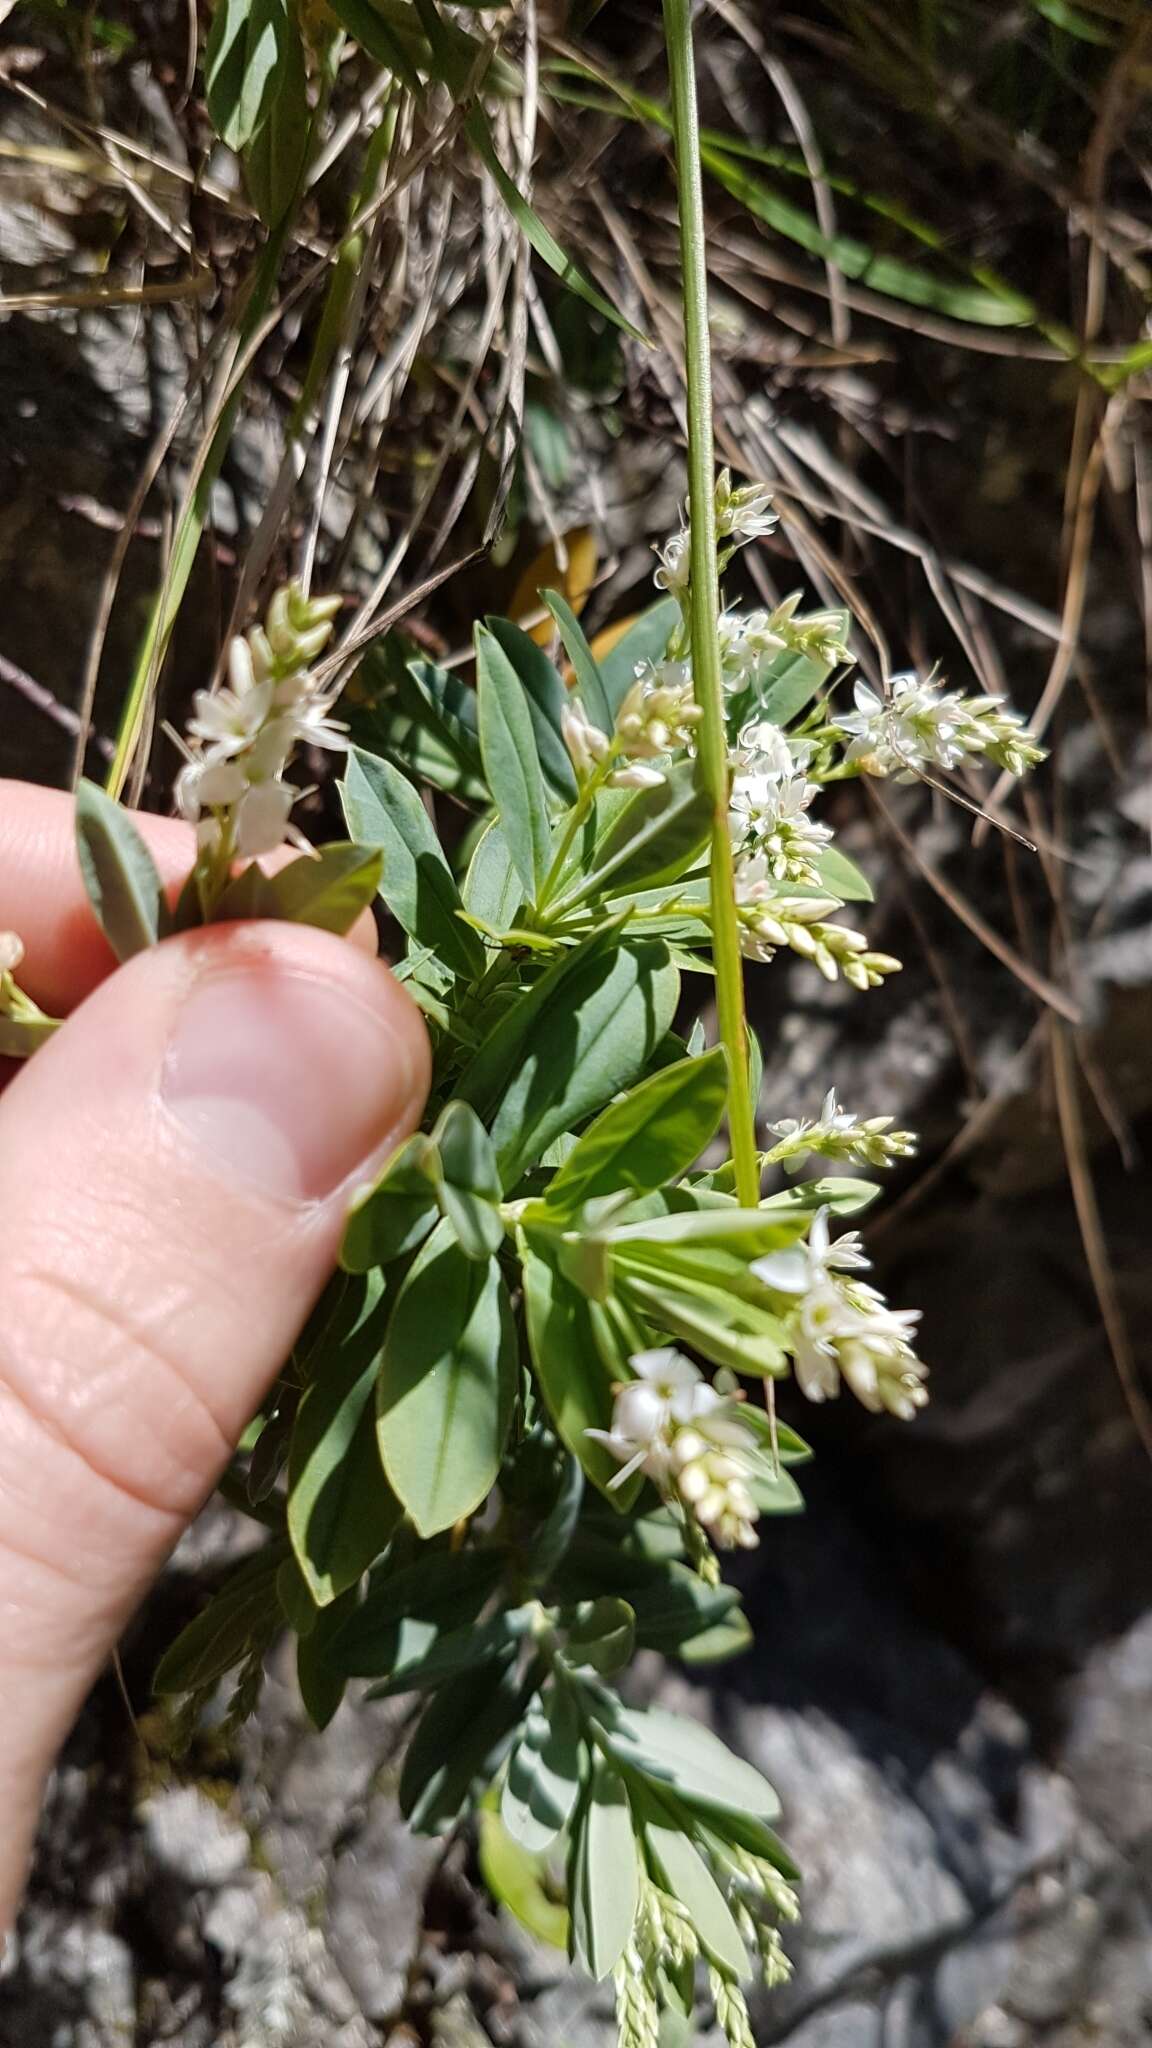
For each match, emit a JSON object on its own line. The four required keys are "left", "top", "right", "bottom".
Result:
{"left": 662, "top": 0, "right": 759, "bottom": 1210}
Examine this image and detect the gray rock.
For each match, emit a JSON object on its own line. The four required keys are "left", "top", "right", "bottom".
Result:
{"left": 141, "top": 1787, "right": 252, "bottom": 1887}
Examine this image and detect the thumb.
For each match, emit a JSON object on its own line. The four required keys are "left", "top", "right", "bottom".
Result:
{"left": 0, "top": 920, "right": 429, "bottom": 1925}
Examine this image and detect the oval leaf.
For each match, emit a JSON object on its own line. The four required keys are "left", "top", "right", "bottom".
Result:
{"left": 75, "top": 779, "right": 169, "bottom": 961}
{"left": 569, "top": 1758, "right": 639, "bottom": 1980}
{"left": 545, "top": 1048, "right": 728, "bottom": 1216}
{"left": 341, "top": 749, "right": 484, "bottom": 979}
{"left": 475, "top": 624, "right": 553, "bottom": 897}
{"left": 287, "top": 1274, "right": 400, "bottom": 1604}
{"left": 377, "top": 1220, "right": 516, "bottom": 1537}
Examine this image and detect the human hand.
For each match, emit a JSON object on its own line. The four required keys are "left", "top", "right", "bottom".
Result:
{"left": 0, "top": 779, "right": 430, "bottom": 1928}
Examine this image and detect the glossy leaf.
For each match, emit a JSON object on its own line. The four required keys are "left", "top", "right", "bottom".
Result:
{"left": 483, "top": 618, "right": 579, "bottom": 802}
{"left": 568, "top": 1757, "right": 639, "bottom": 1980}
{"left": 502, "top": 1684, "right": 584, "bottom": 1852}
{"left": 341, "top": 749, "right": 484, "bottom": 979}
{"left": 545, "top": 1049, "right": 728, "bottom": 1216}
{"left": 287, "top": 1272, "right": 400, "bottom": 1603}
{"left": 75, "top": 779, "right": 169, "bottom": 961}
{"left": 377, "top": 1220, "right": 516, "bottom": 1537}
{"left": 430, "top": 1100, "right": 505, "bottom": 1260}
{"left": 487, "top": 939, "right": 680, "bottom": 1186}
{"left": 341, "top": 1133, "right": 439, "bottom": 1273}
{"left": 475, "top": 624, "right": 553, "bottom": 897}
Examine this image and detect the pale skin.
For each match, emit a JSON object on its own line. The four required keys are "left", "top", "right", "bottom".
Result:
{"left": 0, "top": 780, "right": 431, "bottom": 1930}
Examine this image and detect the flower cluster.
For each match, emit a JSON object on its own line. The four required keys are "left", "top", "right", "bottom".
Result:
{"left": 728, "top": 718, "right": 832, "bottom": 885}
{"left": 719, "top": 595, "right": 852, "bottom": 701}
{"left": 766, "top": 1087, "right": 917, "bottom": 1172}
{"left": 734, "top": 861, "right": 901, "bottom": 989}
{"left": 755, "top": 1210, "right": 927, "bottom": 1418}
{"left": 587, "top": 1347, "right": 762, "bottom": 1550}
{"left": 175, "top": 584, "right": 346, "bottom": 861}
{"left": 839, "top": 671, "right": 1047, "bottom": 781}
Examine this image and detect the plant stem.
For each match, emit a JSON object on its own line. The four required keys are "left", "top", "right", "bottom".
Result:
{"left": 662, "top": 0, "right": 759, "bottom": 1210}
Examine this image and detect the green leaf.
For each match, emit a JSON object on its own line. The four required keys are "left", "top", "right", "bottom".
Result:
{"left": 243, "top": 2, "right": 310, "bottom": 226}
{"left": 598, "top": 599, "right": 680, "bottom": 716}
{"left": 364, "top": 1607, "right": 532, "bottom": 1697}
{"left": 520, "top": 1230, "right": 633, "bottom": 1500}
{"left": 483, "top": 619, "right": 579, "bottom": 802}
{"left": 502, "top": 1684, "right": 584, "bottom": 1852}
{"left": 617, "top": 1267, "right": 788, "bottom": 1379}
{"left": 332, "top": 1545, "right": 505, "bottom": 1674}
{"left": 341, "top": 1133, "right": 439, "bottom": 1273}
{"left": 287, "top": 1273, "right": 400, "bottom": 1604}
{"left": 400, "top": 1658, "right": 531, "bottom": 1834}
{"left": 478, "top": 1799, "right": 570, "bottom": 1948}
{"left": 75, "top": 779, "right": 169, "bottom": 961}
{"left": 217, "top": 842, "right": 384, "bottom": 934}
{"left": 487, "top": 940, "right": 680, "bottom": 1186}
{"left": 465, "top": 108, "right": 649, "bottom": 345}
{"left": 154, "top": 1542, "right": 287, "bottom": 1694}
{"left": 475, "top": 625, "right": 553, "bottom": 897}
{"left": 566, "top": 761, "right": 710, "bottom": 907}
{"left": 324, "top": 0, "right": 426, "bottom": 93}
{"left": 463, "top": 820, "right": 523, "bottom": 929}
{"left": 429, "top": 1099, "right": 504, "bottom": 1259}
{"left": 569, "top": 1757, "right": 639, "bottom": 1979}
{"left": 540, "top": 588, "right": 613, "bottom": 735}
{"left": 205, "top": 0, "right": 281, "bottom": 148}
{"left": 406, "top": 656, "right": 484, "bottom": 775}
{"left": 545, "top": 1049, "right": 728, "bottom": 1216}
{"left": 814, "top": 845, "right": 873, "bottom": 903}
{"left": 377, "top": 1220, "right": 516, "bottom": 1537}
{"left": 642, "top": 1817, "right": 750, "bottom": 1980}
{"left": 600, "top": 1704, "right": 781, "bottom": 1822}
{"left": 297, "top": 1587, "right": 358, "bottom": 1731}
{"left": 563, "top": 1596, "right": 635, "bottom": 1676}
{"left": 341, "top": 749, "right": 484, "bottom": 979}
{"left": 757, "top": 623, "right": 849, "bottom": 727}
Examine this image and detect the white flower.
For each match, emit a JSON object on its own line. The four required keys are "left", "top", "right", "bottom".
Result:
{"left": 753, "top": 1209, "right": 926, "bottom": 1419}
{"left": 609, "top": 761, "right": 667, "bottom": 790}
{"left": 234, "top": 780, "right": 297, "bottom": 860}
{"left": 767, "top": 1088, "right": 918, "bottom": 1172}
{"left": 561, "top": 695, "right": 611, "bottom": 781}
{"left": 175, "top": 583, "right": 345, "bottom": 864}
{"left": 187, "top": 678, "right": 276, "bottom": 757}
{"left": 838, "top": 670, "right": 1043, "bottom": 782}
{"left": 0, "top": 930, "right": 25, "bottom": 977}
{"left": 716, "top": 473, "right": 777, "bottom": 545}
{"left": 654, "top": 529, "right": 691, "bottom": 593}
{"left": 615, "top": 660, "right": 701, "bottom": 762}
{"left": 586, "top": 1349, "right": 763, "bottom": 1548}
